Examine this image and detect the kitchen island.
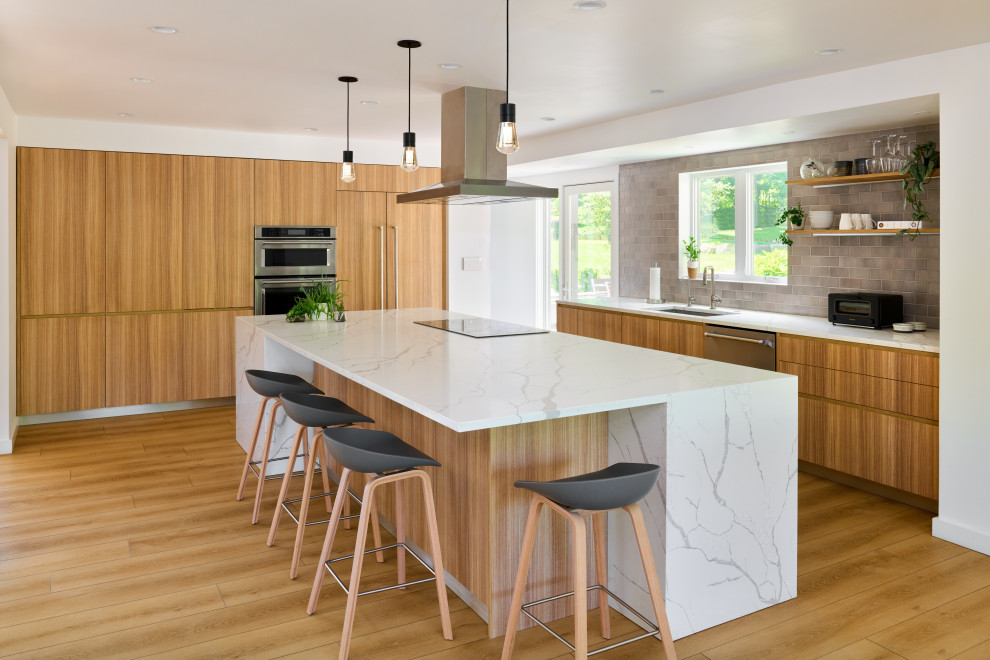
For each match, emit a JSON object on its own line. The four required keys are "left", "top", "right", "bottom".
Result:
{"left": 235, "top": 309, "right": 797, "bottom": 639}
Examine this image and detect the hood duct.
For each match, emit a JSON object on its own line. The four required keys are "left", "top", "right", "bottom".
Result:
{"left": 396, "top": 87, "right": 558, "bottom": 205}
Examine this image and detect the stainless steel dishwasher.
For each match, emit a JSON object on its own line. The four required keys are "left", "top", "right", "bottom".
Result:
{"left": 703, "top": 324, "right": 777, "bottom": 371}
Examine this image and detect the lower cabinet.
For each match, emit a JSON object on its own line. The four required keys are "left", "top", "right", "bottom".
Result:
{"left": 18, "top": 316, "right": 107, "bottom": 416}
{"left": 182, "top": 309, "right": 252, "bottom": 400}
{"left": 106, "top": 313, "right": 185, "bottom": 407}
{"left": 557, "top": 303, "right": 704, "bottom": 357}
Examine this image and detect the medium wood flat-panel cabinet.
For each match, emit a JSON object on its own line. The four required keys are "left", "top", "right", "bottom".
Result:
{"left": 107, "top": 152, "right": 184, "bottom": 312}
{"left": 182, "top": 310, "right": 251, "bottom": 400}
{"left": 336, "top": 191, "right": 445, "bottom": 312}
{"left": 18, "top": 316, "right": 106, "bottom": 415}
{"left": 183, "top": 157, "right": 255, "bottom": 309}
{"left": 106, "top": 313, "right": 185, "bottom": 407}
{"left": 255, "top": 160, "right": 337, "bottom": 226}
{"left": 17, "top": 147, "right": 106, "bottom": 316}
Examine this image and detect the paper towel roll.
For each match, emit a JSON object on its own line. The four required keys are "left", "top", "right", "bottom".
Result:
{"left": 649, "top": 267, "right": 662, "bottom": 302}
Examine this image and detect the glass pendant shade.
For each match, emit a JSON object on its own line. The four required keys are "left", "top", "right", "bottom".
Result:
{"left": 496, "top": 102, "right": 519, "bottom": 155}
{"left": 400, "top": 131, "right": 419, "bottom": 172}
{"left": 340, "top": 151, "right": 356, "bottom": 183}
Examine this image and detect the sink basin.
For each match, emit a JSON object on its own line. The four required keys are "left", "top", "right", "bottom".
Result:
{"left": 643, "top": 306, "right": 739, "bottom": 317}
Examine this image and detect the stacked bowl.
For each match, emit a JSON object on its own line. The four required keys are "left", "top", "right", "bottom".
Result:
{"left": 808, "top": 210, "right": 834, "bottom": 229}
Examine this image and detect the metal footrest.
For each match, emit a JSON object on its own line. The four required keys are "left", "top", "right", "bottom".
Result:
{"left": 248, "top": 454, "right": 309, "bottom": 481}
{"left": 324, "top": 542, "right": 435, "bottom": 597}
{"left": 521, "top": 584, "right": 661, "bottom": 656}
{"left": 280, "top": 488, "right": 362, "bottom": 526}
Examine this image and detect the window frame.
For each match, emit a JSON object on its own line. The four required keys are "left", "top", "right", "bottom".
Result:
{"left": 678, "top": 161, "right": 788, "bottom": 284}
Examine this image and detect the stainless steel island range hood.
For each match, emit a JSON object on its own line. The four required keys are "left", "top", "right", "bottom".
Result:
{"left": 396, "top": 87, "right": 558, "bottom": 206}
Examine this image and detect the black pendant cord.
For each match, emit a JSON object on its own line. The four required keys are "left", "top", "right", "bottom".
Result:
{"left": 346, "top": 81, "right": 350, "bottom": 151}
{"left": 505, "top": 0, "right": 510, "bottom": 105}
{"left": 407, "top": 45, "right": 412, "bottom": 133}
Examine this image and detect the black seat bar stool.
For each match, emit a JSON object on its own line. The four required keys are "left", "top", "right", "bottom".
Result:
{"left": 267, "top": 392, "right": 388, "bottom": 579}
{"left": 501, "top": 463, "right": 677, "bottom": 660}
{"left": 307, "top": 427, "right": 453, "bottom": 660}
{"left": 236, "top": 369, "right": 323, "bottom": 524}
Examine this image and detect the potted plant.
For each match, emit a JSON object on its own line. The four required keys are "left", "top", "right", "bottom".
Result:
{"left": 776, "top": 203, "right": 805, "bottom": 247}
{"left": 899, "top": 141, "right": 939, "bottom": 238}
{"left": 286, "top": 279, "right": 347, "bottom": 322}
{"left": 682, "top": 237, "right": 701, "bottom": 279}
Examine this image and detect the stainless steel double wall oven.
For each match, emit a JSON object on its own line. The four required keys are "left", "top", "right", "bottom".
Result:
{"left": 253, "top": 226, "right": 336, "bottom": 315}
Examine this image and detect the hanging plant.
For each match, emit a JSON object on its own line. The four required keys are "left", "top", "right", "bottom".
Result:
{"left": 899, "top": 141, "right": 939, "bottom": 238}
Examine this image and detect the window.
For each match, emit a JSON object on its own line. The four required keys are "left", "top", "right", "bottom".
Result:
{"left": 678, "top": 162, "right": 789, "bottom": 283}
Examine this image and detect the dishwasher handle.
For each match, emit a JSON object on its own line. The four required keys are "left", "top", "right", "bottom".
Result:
{"left": 704, "top": 331, "right": 774, "bottom": 348}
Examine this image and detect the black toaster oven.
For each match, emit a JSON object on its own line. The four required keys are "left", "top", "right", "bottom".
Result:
{"left": 828, "top": 292, "right": 903, "bottom": 329}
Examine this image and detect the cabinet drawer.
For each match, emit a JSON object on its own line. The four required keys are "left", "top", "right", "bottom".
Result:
{"left": 779, "top": 334, "right": 938, "bottom": 386}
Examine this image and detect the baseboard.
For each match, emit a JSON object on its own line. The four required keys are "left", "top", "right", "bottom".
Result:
{"left": 0, "top": 424, "right": 14, "bottom": 455}
{"left": 19, "top": 397, "right": 234, "bottom": 426}
{"left": 798, "top": 460, "right": 938, "bottom": 513}
{"left": 933, "top": 517, "right": 990, "bottom": 557}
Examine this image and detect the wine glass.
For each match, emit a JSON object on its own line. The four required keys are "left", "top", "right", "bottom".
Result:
{"left": 867, "top": 138, "right": 884, "bottom": 174}
{"left": 896, "top": 135, "right": 911, "bottom": 172}
{"left": 884, "top": 134, "right": 898, "bottom": 172}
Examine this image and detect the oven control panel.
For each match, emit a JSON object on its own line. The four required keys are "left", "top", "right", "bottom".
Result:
{"left": 254, "top": 226, "right": 336, "bottom": 239}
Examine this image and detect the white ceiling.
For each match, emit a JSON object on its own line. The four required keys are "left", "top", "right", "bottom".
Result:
{"left": 0, "top": 0, "right": 987, "bottom": 159}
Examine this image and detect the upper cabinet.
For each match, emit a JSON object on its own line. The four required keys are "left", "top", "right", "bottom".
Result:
{"left": 183, "top": 156, "right": 255, "bottom": 309}
{"left": 336, "top": 165, "right": 394, "bottom": 193}
{"left": 255, "top": 159, "right": 337, "bottom": 226}
{"left": 107, "top": 152, "right": 184, "bottom": 312}
{"left": 17, "top": 148, "right": 106, "bottom": 316}
{"left": 392, "top": 166, "right": 441, "bottom": 193}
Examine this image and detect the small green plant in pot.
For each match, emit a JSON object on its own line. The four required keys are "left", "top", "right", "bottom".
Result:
{"left": 899, "top": 141, "right": 939, "bottom": 238}
{"left": 776, "top": 203, "right": 805, "bottom": 247}
{"left": 683, "top": 237, "right": 701, "bottom": 279}
{"left": 285, "top": 279, "right": 348, "bottom": 322}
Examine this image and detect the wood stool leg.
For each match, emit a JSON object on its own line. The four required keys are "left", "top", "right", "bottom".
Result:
{"left": 417, "top": 470, "right": 453, "bottom": 641}
{"left": 338, "top": 477, "right": 381, "bottom": 660}
{"left": 570, "top": 511, "right": 589, "bottom": 660}
{"left": 289, "top": 427, "right": 322, "bottom": 579}
{"left": 307, "top": 468, "right": 352, "bottom": 615}
{"left": 625, "top": 503, "right": 677, "bottom": 660}
{"left": 251, "top": 400, "right": 282, "bottom": 524}
{"left": 395, "top": 479, "right": 406, "bottom": 587}
{"left": 343, "top": 484, "right": 353, "bottom": 530}
{"left": 369, "top": 496, "right": 385, "bottom": 563}
{"left": 236, "top": 396, "right": 269, "bottom": 501}
{"left": 592, "top": 512, "right": 612, "bottom": 640}
{"left": 316, "top": 433, "right": 334, "bottom": 513}
{"left": 267, "top": 424, "right": 306, "bottom": 546}
{"left": 500, "top": 497, "right": 545, "bottom": 660}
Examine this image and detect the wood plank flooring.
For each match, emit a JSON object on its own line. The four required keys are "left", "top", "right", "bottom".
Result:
{"left": 1, "top": 407, "right": 987, "bottom": 658}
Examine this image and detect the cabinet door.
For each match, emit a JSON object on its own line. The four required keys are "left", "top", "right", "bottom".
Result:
{"left": 577, "top": 309, "right": 622, "bottom": 342}
{"left": 386, "top": 194, "right": 445, "bottom": 309}
{"left": 106, "top": 313, "right": 184, "bottom": 407}
{"left": 657, "top": 318, "right": 704, "bottom": 357}
{"left": 392, "top": 166, "right": 441, "bottom": 193}
{"left": 18, "top": 316, "right": 106, "bottom": 415}
{"left": 255, "top": 160, "right": 337, "bottom": 226}
{"left": 17, "top": 148, "right": 106, "bottom": 315}
{"left": 337, "top": 164, "right": 394, "bottom": 193}
{"left": 107, "top": 152, "right": 183, "bottom": 312}
{"left": 182, "top": 310, "right": 251, "bottom": 400}
{"left": 620, "top": 314, "right": 659, "bottom": 350}
{"left": 183, "top": 157, "right": 254, "bottom": 309}
{"left": 556, "top": 304, "right": 579, "bottom": 334}
{"left": 336, "top": 191, "right": 386, "bottom": 312}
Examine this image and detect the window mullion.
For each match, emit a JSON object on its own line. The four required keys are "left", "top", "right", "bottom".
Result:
{"left": 735, "top": 175, "right": 747, "bottom": 279}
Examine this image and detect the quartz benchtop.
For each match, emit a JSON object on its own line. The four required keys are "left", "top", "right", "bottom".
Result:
{"left": 560, "top": 297, "right": 940, "bottom": 354}
{"left": 238, "top": 308, "right": 792, "bottom": 433}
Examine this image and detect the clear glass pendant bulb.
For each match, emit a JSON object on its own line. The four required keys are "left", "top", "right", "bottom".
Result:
{"left": 496, "top": 121, "right": 519, "bottom": 155}
{"left": 340, "top": 161, "right": 356, "bottom": 183}
{"left": 400, "top": 146, "right": 419, "bottom": 172}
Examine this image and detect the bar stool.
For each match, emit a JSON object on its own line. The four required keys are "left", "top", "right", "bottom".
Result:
{"left": 236, "top": 369, "right": 323, "bottom": 524}
{"left": 307, "top": 427, "right": 453, "bottom": 660}
{"left": 501, "top": 463, "right": 677, "bottom": 660}
{"left": 267, "top": 392, "right": 385, "bottom": 579}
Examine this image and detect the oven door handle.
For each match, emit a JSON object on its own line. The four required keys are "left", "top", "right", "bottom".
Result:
{"left": 258, "top": 278, "right": 323, "bottom": 288}
{"left": 259, "top": 241, "right": 335, "bottom": 250}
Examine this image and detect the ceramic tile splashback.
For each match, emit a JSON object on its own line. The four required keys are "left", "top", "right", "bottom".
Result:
{"left": 618, "top": 123, "right": 940, "bottom": 327}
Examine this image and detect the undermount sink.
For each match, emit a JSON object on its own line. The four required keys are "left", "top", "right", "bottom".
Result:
{"left": 643, "top": 306, "right": 739, "bottom": 317}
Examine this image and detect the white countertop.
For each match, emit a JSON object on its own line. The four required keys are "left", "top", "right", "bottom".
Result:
{"left": 238, "top": 308, "right": 792, "bottom": 432}
{"left": 560, "top": 297, "right": 940, "bottom": 354}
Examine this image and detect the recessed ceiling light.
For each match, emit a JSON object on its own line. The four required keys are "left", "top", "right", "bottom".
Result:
{"left": 360, "top": 100, "right": 378, "bottom": 105}
{"left": 683, "top": 145, "right": 695, "bottom": 150}
{"left": 438, "top": 63, "right": 462, "bottom": 70}
{"left": 814, "top": 48, "right": 843, "bottom": 56}
{"left": 648, "top": 89, "right": 665, "bottom": 95}
{"left": 148, "top": 26, "right": 177, "bottom": 34}
{"left": 782, "top": 130, "right": 795, "bottom": 134}
{"left": 304, "top": 127, "right": 319, "bottom": 132}
{"left": 130, "top": 77, "right": 153, "bottom": 83}
{"left": 573, "top": 0, "right": 606, "bottom": 9}
{"left": 118, "top": 112, "right": 134, "bottom": 118}
{"left": 913, "top": 111, "right": 931, "bottom": 116}
{"left": 540, "top": 116, "right": 556, "bottom": 122}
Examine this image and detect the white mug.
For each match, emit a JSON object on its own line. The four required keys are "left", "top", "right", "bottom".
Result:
{"left": 851, "top": 213, "right": 863, "bottom": 229}
{"left": 839, "top": 213, "right": 853, "bottom": 230}
{"left": 860, "top": 213, "right": 874, "bottom": 229}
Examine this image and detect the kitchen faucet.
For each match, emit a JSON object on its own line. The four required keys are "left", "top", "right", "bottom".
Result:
{"left": 702, "top": 266, "right": 722, "bottom": 309}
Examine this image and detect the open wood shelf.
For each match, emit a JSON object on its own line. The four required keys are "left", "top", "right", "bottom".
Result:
{"left": 785, "top": 169, "right": 940, "bottom": 189}
{"left": 786, "top": 228, "right": 939, "bottom": 236}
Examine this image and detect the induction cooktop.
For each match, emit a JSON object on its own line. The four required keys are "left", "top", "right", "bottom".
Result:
{"left": 415, "top": 317, "right": 549, "bottom": 338}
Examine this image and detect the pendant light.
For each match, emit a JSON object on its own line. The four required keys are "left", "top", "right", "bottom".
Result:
{"left": 398, "top": 39, "right": 421, "bottom": 172}
{"left": 496, "top": 0, "right": 519, "bottom": 155}
{"left": 338, "top": 76, "right": 358, "bottom": 183}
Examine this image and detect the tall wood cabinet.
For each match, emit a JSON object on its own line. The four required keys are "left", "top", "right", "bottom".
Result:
{"left": 255, "top": 159, "right": 337, "bottom": 226}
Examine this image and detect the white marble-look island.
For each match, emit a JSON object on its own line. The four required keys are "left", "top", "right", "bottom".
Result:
{"left": 235, "top": 308, "right": 797, "bottom": 640}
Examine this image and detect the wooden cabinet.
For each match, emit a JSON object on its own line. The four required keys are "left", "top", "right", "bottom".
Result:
{"left": 255, "top": 159, "right": 337, "bottom": 226}
{"left": 183, "top": 156, "right": 254, "bottom": 309}
{"left": 17, "top": 316, "right": 106, "bottom": 415}
{"left": 558, "top": 304, "right": 703, "bottom": 357}
{"left": 107, "top": 152, "right": 184, "bottom": 312}
{"left": 336, "top": 191, "right": 445, "bottom": 312}
{"left": 392, "top": 166, "right": 441, "bottom": 193}
{"left": 336, "top": 165, "right": 394, "bottom": 193}
{"left": 182, "top": 310, "right": 251, "bottom": 400}
{"left": 106, "top": 313, "right": 184, "bottom": 407}
{"left": 17, "top": 147, "right": 106, "bottom": 316}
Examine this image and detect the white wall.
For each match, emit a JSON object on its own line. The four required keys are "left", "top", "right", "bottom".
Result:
{"left": 446, "top": 205, "right": 491, "bottom": 318}
{"left": 0, "top": 84, "right": 17, "bottom": 454}
{"left": 489, "top": 200, "right": 540, "bottom": 326}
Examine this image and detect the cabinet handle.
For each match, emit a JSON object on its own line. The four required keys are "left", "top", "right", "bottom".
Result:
{"left": 378, "top": 226, "right": 385, "bottom": 310}
{"left": 703, "top": 331, "right": 774, "bottom": 347}
{"left": 393, "top": 226, "right": 399, "bottom": 309}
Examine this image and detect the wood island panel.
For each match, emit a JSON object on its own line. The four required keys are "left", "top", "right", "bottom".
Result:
{"left": 17, "top": 316, "right": 106, "bottom": 415}
{"left": 181, "top": 309, "right": 252, "bottom": 400}
{"left": 17, "top": 147, "right": 106, "bottom": 316}
{"left": 106, "top": 313, "right": 184, "bottom": 407}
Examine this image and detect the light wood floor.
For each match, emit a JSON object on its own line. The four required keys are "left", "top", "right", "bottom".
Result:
{"left": 1, "top": 407, "right": 988, "bottom": 659}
